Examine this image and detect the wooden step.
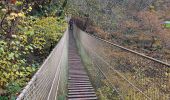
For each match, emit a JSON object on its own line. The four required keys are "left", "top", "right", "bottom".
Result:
{"left": 68, "top": 91, "right": 96, "bottom": 95}
{"left": 68, "top": 88, "right": 95, "bottom": 92}
{"left": 68, "top": 97, "right": 97, "bottom": 100}
{"left": 68, "top": 94, "right": 97, "bottom": 98}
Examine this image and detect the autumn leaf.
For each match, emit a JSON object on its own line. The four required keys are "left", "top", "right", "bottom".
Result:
{"left": 10, "top": 0, "right": 17, "bottom": 4}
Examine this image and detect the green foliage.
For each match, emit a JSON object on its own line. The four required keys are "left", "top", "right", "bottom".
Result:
{"left": 0, "top": 14, "right": 38, "bottom": 88}
{"left": 29, "top": 16, "right": 67, "bottom": 56}
{"left": 0, "top": 16, "right": 67, "bottom": 90}
{"left": 6, "top": 83, "right": 21, "bottom": 95}
{"left": 165, "top": 23, "right": 170, "bottom": 28}
{"left": 0, "top": 96, "right": 8, "bottom": 100}
{"left": 33, "top": 17, "right": 66, "bottom": 43}
{"left": 0, "top": 1, "right": 67, "bottom": 98}
{"left": 31, "top": 2, "right": 65, "bottom": 17}
{"left": 96, "top": 86, "right": 119, "bottom": 100}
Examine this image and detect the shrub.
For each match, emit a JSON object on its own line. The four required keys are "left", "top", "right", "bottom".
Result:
{"left": 0, "top": 15, "right": 67, "bottom": 96}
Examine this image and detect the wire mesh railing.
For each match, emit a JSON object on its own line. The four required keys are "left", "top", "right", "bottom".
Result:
{"left": 17, "top": 29, "right": 68, "bottom": 100}
{"left": 73, "top": 25, "right": 170, "bottom": 100}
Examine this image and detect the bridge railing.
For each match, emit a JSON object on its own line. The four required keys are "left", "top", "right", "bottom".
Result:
{"left": 17, "top": 29, "right": 68, "bottom": 100}
{"left": 73, "top": 25, "right": 170, "bottom": 100}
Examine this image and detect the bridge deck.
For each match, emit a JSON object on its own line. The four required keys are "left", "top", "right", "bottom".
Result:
{"left": 67, "top": 30, "right": 97, "bottom": 100}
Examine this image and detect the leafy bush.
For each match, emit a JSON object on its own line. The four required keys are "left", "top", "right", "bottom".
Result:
{"left": 6, "top": 82, "right": 21, "bottom": 96}
{"left": 0, "top": 10, "right": 66, "bottom": 100}
{"left": 0, "top": 16, "right": 67, "bottom": 92}
{"left": 0, "top": 96, "right": 8, "bottom": 100}
{"left": 31, "top": 17, "right": 67, "bottom": 56}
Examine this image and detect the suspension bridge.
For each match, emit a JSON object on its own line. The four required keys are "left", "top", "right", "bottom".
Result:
{"left": 17, "top": 25, "right": 170, "bottom": 100}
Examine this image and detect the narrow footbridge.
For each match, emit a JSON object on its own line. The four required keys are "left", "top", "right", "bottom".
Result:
{"left": 67, "top": 29, "right": 97, "bottom": 99}
{"left": 17, "top": 25, "right": 170, "bottom": 100}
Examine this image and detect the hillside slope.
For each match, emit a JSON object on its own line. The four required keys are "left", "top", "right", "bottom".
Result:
{"left": 67, "top": 0, "right": 170, "bottom": 63}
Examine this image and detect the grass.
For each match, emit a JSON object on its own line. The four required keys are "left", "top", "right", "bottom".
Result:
{"left": 73, "top": 27, "right": 170, "bottom": 100}
{"left": 165, "top": 23, "right": 170, "bottom": 28}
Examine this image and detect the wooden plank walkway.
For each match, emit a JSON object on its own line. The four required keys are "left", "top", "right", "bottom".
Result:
{"left": 67, "top": 30, "right": 97, "bottom": 100}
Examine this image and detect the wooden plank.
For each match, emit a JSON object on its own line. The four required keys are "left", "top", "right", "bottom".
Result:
{"left": 67, "top": 31, "right": 97, "bottom": 100}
